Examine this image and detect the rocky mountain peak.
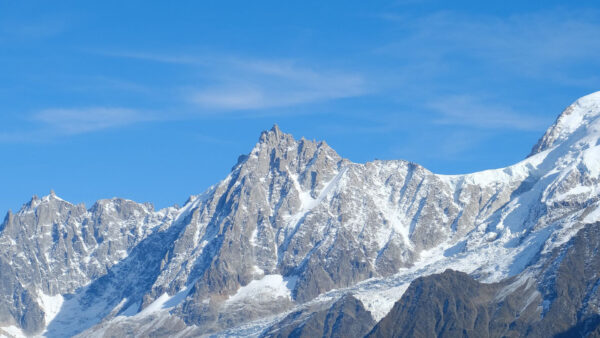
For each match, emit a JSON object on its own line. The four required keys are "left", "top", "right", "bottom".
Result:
{"left": 19, "top": 191, "right": 69, "bottom": 213}
{"left": 269, "top": 123, "right": 282, "bottom": 137}
{"left": 243, "top": 125, "right": 343, "bottom": 177}
{"left": 529, "top": 91, "right": 600, "bottom": 156}
{"left": 258, "top": 123, "right": 290, "bottom": 145}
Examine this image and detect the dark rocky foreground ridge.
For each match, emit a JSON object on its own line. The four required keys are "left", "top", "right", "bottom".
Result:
{"left": 263, "top": 294, "right": 376, "bottom": 338}
{"left": 1, "top": 92, "right": 600, "bottom": 337}
{"left": 368, "top": 221, "right": 600, "bottom": 337}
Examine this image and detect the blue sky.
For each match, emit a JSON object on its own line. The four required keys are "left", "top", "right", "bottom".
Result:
{"left": 1, "top": 1, "right": 600, "bottom": 213}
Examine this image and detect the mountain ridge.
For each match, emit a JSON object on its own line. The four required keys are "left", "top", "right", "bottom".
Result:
{"left": 1, "top": 91, "right": 600, "bottom": 337}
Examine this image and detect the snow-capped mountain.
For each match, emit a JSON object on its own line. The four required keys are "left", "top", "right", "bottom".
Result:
{"left": 2, "top": 92, "right": 600, "bottom": 337}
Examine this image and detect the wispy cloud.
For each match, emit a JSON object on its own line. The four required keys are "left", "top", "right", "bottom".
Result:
{"left": 32, "top": 107, "right": 155, "bottom": 134}
{"left": 0, "top": 52, "right": 366, "bottom": 143}
{"left": 429, "top": 95, "right": 548, "bottom": 131}
{"left": 377, "top": 9, "right": 600, "bottom": 85}
{"left": 0, "top": 107, "right": 160, "bottom": 143}
{"left": 367, "top": 8, "right": 600, "bottom": 134}
{"left": 0, "top": 130, "right": 41, "bottom": 143}
{"left": 96, "top": 50, "right": 208, "bottom": 66}
{"left": 0, "top": 17, "right": 68, "bottom": 41}
{"left": 105, "top": 52, "right": 367, "bottom": 111}
{"left": 189, "top": 60, "right": 365, "bottom": 111}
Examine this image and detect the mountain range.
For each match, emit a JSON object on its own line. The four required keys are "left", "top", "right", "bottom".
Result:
{"left": 2, "top": 92, "right": 600, "bottom": 337}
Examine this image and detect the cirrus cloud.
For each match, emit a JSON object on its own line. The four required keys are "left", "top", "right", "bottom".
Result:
{"left": 32, "top": 107, "right": 155, "bottom": 134}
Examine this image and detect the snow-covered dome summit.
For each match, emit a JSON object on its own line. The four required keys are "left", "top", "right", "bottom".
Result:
{"left": 529, "top": 91, "right": 600, "bottom": 156}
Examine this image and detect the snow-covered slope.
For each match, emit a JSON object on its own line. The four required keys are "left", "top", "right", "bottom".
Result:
{"left": 1, "top": 91, "right": 600, "bottom": 337}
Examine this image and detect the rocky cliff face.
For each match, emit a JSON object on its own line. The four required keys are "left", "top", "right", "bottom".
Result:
{"left": 1, "top": 92, "right": 600, "bottom": 337}
{"left": 0, "top": 194, "right": 178, "bottom": 336}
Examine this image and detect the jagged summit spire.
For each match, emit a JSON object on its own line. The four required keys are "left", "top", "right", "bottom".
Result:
{"left": 529, "top": 91, "right": 600, "bottom": 156}
{"left": 270, "top": 123, "right": 281, "bottom": 134}
{"left": 238, "top": 124, "right": 343, "bottom": 177}
{"left": 20, "top": 191, "right": 69, "bottom": 211}
{"left": 258, "top": 123, "right": 294, "bottom": 145}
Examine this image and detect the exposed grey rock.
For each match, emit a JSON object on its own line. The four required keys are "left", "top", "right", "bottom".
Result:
{"left": 0, "top": 194, "right": 178, "bottom": 335}
{"left": 0, "top": 257, "right": 44, "bottom": 335}
{"left": 262, "top": 294, "right": 375, "bottom": 338}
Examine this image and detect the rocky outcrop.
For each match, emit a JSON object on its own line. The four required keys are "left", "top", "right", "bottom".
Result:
{"left": 263, "top": 294, "right": 375, "bottom": 338}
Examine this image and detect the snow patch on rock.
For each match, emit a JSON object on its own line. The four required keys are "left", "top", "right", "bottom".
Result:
{"left": 226, "top": 275, "right": 296, "bottom": 305}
